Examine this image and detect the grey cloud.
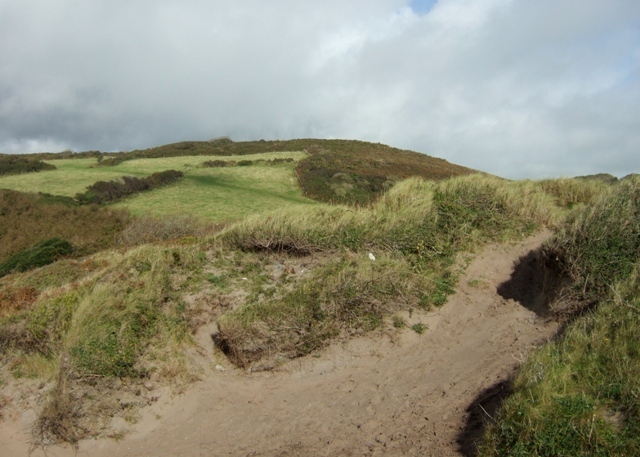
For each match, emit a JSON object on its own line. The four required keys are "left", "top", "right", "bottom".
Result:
{"left": 0, "top": 0, "right": 639, "bottom": 179}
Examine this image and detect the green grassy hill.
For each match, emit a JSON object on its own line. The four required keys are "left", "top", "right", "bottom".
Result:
{"left": 0, "top": 151, "right": 314, "bottom": 221}
{"left": 15, "top": 138, "right": 477, "bottom": 207}
{"left": 125, "top": 138, "right": 477, "bottom": 205}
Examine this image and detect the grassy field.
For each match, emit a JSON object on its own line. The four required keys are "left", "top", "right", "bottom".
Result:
{"left": 113, "top": 165, "right": 315, "bottom": 221}
{"left": 0, "top": 151, "right": 314, "bottom": 222}
{"left": 26, "top": 138, "right": 477, "bottom": 205}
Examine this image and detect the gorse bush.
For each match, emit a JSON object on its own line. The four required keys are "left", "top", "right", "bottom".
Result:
{"left": 75, "top": 169, "right": 183, "bottom": 204}
{"left": 0, "top": 154, "right": 56, "bottom": 176}
{"left": 200, "top": 157, "right": 294, "bottom": 168}
{"left": 0, "top": 238, "right": 73, "bottom": 278}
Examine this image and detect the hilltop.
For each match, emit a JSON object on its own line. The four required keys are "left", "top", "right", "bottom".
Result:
{"left": 22, "top": 138, "right": 477, "bottom": 206}
{"left": 130, "top": 138, "right": 476, "bottom": 205}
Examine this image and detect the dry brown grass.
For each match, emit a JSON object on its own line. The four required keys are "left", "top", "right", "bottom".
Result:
{"left": 0, "top": 190, "right": 130, "bottom": 263}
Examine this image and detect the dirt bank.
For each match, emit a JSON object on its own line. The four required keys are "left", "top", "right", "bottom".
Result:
{"left": 1, "top": 231, "right": 558, "bottom": 456}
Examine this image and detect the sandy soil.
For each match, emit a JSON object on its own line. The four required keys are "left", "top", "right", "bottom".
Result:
{"left": 1, "top": 231, "right": 558, "bottom": 456}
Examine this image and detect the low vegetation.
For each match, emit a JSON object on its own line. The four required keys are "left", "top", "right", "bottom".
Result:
{"left": 0, "top": 189, "right": 129, "bottom": 264}
{"left": 0, "top": 238, "right": 74, "bottom": 278}
{"left": 0, "top": 154, "right": 56, "bottom": 176}
{"left": 75, "top": 169, "right": 184, "bottom": 204}
{"left": 480, "top": 177, "right": 640, "bottom": 456}
{"left": 201, "top": 158, "right": 294, "bottom": 168}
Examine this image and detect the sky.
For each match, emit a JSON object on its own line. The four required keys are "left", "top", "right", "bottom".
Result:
{"left": 1, "top": 0, "right": 639, "bottom": 179}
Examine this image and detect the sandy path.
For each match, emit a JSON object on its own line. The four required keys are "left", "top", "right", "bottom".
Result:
{"left": 1, "top": 231, "right": 558, "bottom": 456}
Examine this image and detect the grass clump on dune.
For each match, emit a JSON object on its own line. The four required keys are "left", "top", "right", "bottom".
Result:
{"left": 217, "top": 253, "right": 432, "bottom": 368}
{"left": 216, "top": 175, "right": 562, "bottom": 367}
{"left": 536, "top": 177, "right": 611, "bottom": 209}
{"left": 0, "top": 244, "right": 207, "bottom": 444}
{"left": 480, "top": 178, "right": 640, "bottom": 456}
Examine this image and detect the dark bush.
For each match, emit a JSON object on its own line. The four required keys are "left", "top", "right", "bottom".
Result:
{"left": 76, "top": 170, "right": 184, "bottom": 204}
{"left": 0, "top": 154, "right": 57, "bottom": 176}
{"left": 94, "top": 156, "right": 129, "bottom": 167}
{"left": 0, "top": 238, "right": 74, "bottom": 277}
{"left": 201, "top": 160, "right": 230, "bottom": 168}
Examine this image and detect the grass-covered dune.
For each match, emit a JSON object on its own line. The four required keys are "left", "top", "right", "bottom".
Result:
{"left": 480, "top": 177, "right": 640, "bottom": 456}
{"left": 0, "top": 173, "right": 612, "bottom": 446}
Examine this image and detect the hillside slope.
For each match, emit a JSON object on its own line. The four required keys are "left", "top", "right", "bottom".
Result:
{"left": 30, "top": 138, "right": 477, "bottom": 205}
{"left": 129, "top": 138, "right": 478, "bottom": 205}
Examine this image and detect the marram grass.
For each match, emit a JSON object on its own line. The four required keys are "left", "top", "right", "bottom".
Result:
{"left": 480, "top": 178, "right": 640, "bottom": 456}
{"left": 216, "top": 174, "right": 565, "bottom": 366}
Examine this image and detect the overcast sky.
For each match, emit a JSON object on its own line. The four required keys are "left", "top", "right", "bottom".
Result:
{"left": 1, "top": 0, "right": 639, "bottom": 179}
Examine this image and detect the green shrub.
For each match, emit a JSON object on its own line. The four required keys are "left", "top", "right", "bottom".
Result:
{"left": 0, "top": 238, "right": 73, "bottom": 277}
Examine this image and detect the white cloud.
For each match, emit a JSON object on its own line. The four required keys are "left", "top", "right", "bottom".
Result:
{"left": 1, "top": 0, "right": 639, "bottom": 178}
